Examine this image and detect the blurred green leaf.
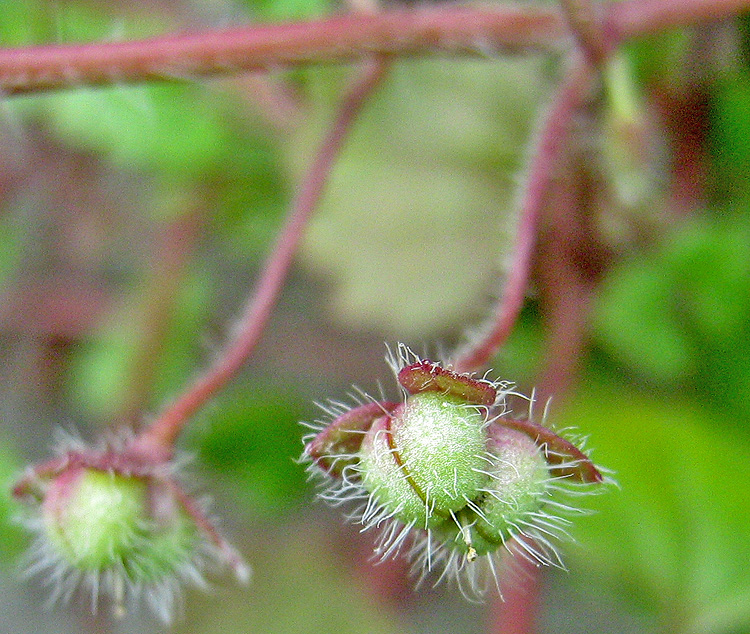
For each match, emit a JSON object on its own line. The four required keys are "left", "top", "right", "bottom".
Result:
{"left": 239, "top": 0, "right": 332, "bottom": 20}
{"left": 711, "top": 70, "right": 750, "bottom": 201}
{"left": 0, "top": 0, "right": 164, "bottom": 46}
{"left": 594, "top": 254, "right": 697, "bottom": 383}
{"left": 563, "top": 384, "right": 750, "bottom": 634}
{"left": 626, "top": 30, "right": 691, "bottom": 88}
{"left": 209, "top": 131, "right": 290, "bottom": 255}
{"left": 29, "top": 83, "right": 231, "bottom": 180}
{"left": 0, "top": 439, "right": 27, "bottom": 558}
{"left": 296, "top": 58, "right": 546, "bottom": 337}
{"left": 187, "top": 387, "right": 309, "bottom": 515}
{"left": 663, "top": 218, "right": 750, "bottom": 341}
{"left": 0, "top": 0, "right": 48, "bottom": 45}
{"left": 594, "top": 215, "right": 750, "bottom": 426}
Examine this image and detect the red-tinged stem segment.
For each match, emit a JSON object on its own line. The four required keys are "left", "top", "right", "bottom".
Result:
{"left": 0, "top": 6, "right": 564, "bottom": 94}
{"left": 12, "top": 456, "right": 71, "bottom": 500}
{"left": 488, "top": 549, "right": 543, "bottom": 634}
{"left": 532, "top": 122, "right": 612, "bottom": 403}
{"left": 608, "top": 0, "right": 750, "bottom": 42}
{"left": 166, "top": 478, "right": 251, "bottom": 583}
{"left": 559, "top": 0, "right": 610, "bottom": 64}
{"left": 118, "top": 211, "right": 202, "bottom": 427}
{"left": 137, "top": 58, "right": 390, "bottom": 453}
{"left": 1, "top": 0, "right": 749, "bottom": 95}
{"left": 452, "top": 54, "right": 597, "bottom": 374}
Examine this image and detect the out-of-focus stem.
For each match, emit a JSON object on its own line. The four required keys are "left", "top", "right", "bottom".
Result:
{"left": 453, "top": 55, "right": 596, "bottom": 374}
{"left": 0, "top": 7, "right": 562, "bottom": 94}
{"left": 1, "top": 0, "right": 748, "bottom": 95}
{"left": 559, "top": 0, "right": 610, "bottom": 64}
{"left": 118, "top": 210, "right": 202, "bottom": 426}
{"left": 532, "top": 130, "right": 608, "bottom": 402}
{"left": 487, "top": 550, "right": 543, "bottom": 634}
{"left": 137, "top": 58, "right": 390, "bottom": 453}
{"left": 609, "top": 0, "right": 750, "bottom": 41}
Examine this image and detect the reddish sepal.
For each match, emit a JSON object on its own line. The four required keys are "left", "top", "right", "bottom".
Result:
{"left": 495, "top": 417, "right": 603, "bottom": 483}
{"left": 397, "top": 361, "right": 496, "bottom": 407}
{"left": 306, "top": 401, "right": 399, "bottom": 477}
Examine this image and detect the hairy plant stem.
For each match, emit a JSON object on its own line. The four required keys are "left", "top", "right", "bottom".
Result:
{"left": 488, "top": 551, "right": 543, "bottom": 634}
{"left": 137, "top": 58, "right": 390, "bottom": 453}
{"left": 0, "top": 7, "right": 562, "bottom": 94}
{"left": 533, "top": 108, "right": 611, "bottom": 402}
{"left": 0, "top": 0, "right": 748, "bottom": 94}
{"left": 452, "top": 54, "right": 597, "bottom": 374}
{"left": 118, "top": 210, "right": 202, "bottom": 427}
{"left": 559, "top": 0, "right": 610, "bottom": 64}
{"left": 607, "top": 0, "right": 750, "bottom": 38}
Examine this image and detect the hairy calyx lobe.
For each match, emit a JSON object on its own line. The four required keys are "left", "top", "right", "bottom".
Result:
{"left": 359, "top": 392, "right": 489, "bottom": 526}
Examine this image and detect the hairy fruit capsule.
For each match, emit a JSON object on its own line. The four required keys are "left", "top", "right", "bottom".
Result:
{"left": 42, "top": 468, "right": 197, "bottom": 579}
{"left": 304, "top": 345, "right": 608, "bottom": 597}
{"left": 359, "top": 392, "right": 489, "bottom": 527}
{"left": 14, "top": 434, "right": 249, "bottom": 622}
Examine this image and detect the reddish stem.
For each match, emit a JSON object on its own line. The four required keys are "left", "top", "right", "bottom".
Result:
{"left": 12, "top": 455, "right": 71, "bottom": 499}
{"left": 559, "top": 0, "right": 610, "bottom": 64}
{"left": 608, "top": 0, "right": 750, "bottom": 41}
{"left": 118, "top": 211, "right": 202, "bottom": 426}
{"left": 166, "top": 477, "right": 251, "bottom": 582}
{"left": 532, "top": 121, "right": 611, "bottom": 400}
{"left": 488, "top": 552, "right": 543, "bottom": 634}
{"left": 452, "top": 54, "right": 596, "bottom": 374}
{"left": 0, "top": 0, "right": 748, "bottom": 95}
{"left": 0, "top": 6, "right": 563, "bottom": 94}
{"left": 137, "top": 58, "right": 390, "bottom": 452}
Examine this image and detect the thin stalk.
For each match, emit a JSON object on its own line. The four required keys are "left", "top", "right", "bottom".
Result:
{"left": 609, "top": 0, "right": 750, "bottom": 41}
{"left": 559, "top": 0, "right": 610, "bottom": 64}
{"left": 0, "top": 6, "right": 562, "bottom": 94}
{"left": 532, "top": 118, "right": 609, "bottom": 402}
{"left": 118, "top": 210, "right": 202, "bottom": 426}
{"left": 487, "top": 551, "right": 543, "bottom": 634}
{"left": 0, "top": 0, "right": 748, "bottom": 95}
{"left": 453, "top": 54, "right": 596, "bottom": 374}
{"left": 137, "top": 58, "right": 390, "bottom": 453}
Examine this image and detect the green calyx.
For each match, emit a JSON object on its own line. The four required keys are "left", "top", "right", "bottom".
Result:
{"left": 359, "top": 391, "right": 489, "bottom": 526}
{"left": 434, "top": 428, "right": 549, "bottom": 557}
{"left": 43, "top": 468, "right": 196, "bottom": 581}
{"left": 358, "top": 389, "right": 550, "bottom": 557}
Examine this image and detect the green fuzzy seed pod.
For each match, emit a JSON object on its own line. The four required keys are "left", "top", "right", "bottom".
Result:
{"left": 42, "top": 468, "right": 196, "bottom": 580}
{"left": 44, "top": 468, "right": 147, "bottom": 570}
{"left": 435, "top": 427, "right": 549, "bottom": 557}
{"left": 479, "top": 427, "right": 549, "bottom": 533}
{"left": 359, "top": 392, "right": 489, "bottom": 527}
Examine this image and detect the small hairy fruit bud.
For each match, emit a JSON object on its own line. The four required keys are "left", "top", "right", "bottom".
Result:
{"left": 359, "top": 386, "right": 491, "bottom": 527}
{"left": 433, "top": 427, "right": 549, "bottom": 558}
{"left": 42, "top": 467, "right": 196, "bottom": 582}
{"left": 43, "top": 467, "right": 147, "bottom": 570}
{"left": 15, "top": 434, "right": 249, "bottom": 623}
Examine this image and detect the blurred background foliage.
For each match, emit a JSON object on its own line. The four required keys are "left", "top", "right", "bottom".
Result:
{"left": 0, "top": 1, "right": 749, "bottom": 633}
